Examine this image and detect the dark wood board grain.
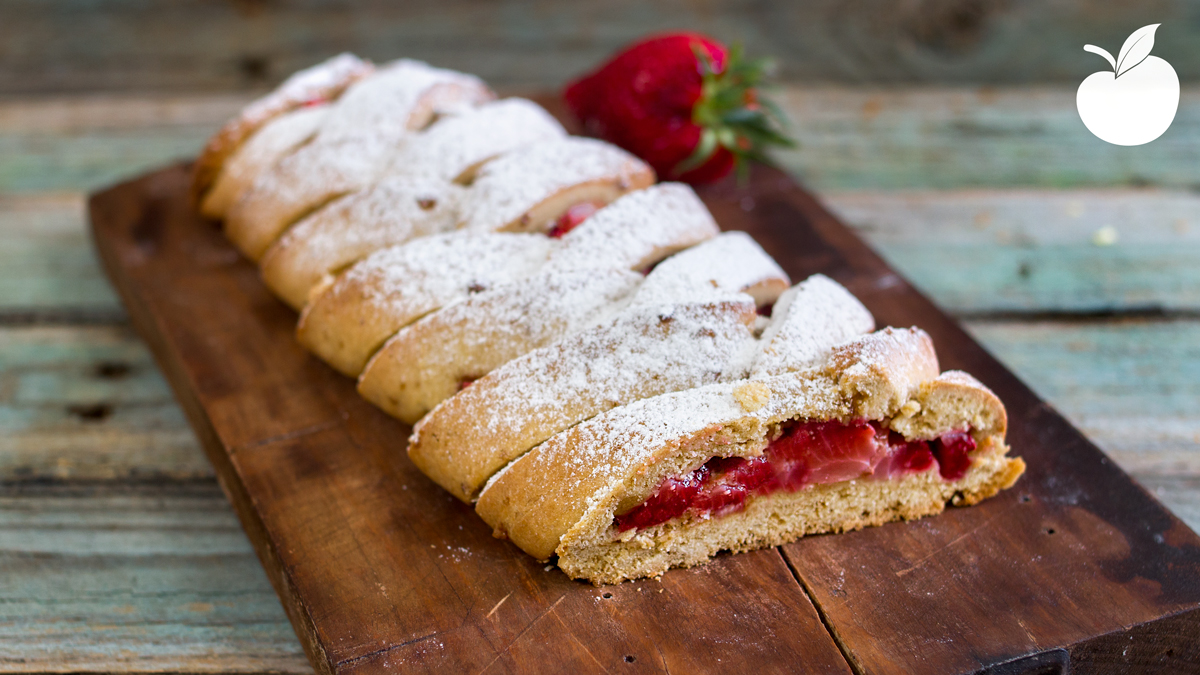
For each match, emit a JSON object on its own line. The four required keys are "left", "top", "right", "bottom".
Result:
{"left": 88, "top": 146, "right": 1200, "bottom": 672}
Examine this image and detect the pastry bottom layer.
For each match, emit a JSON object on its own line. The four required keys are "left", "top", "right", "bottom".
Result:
{"left": 556, "top": 436, "right": 1024, "bottom": 585}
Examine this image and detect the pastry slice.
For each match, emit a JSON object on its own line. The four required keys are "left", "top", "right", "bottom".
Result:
{"left": 408, "top": 297, "right": 759, "bottom": 502}
{"left": 475, "top": 328, "right": 1025, "bottom": 584}
{"left": 200, "top": 105, "right": 329, "bottom": 220}
{"left": 258, "top": 98, "right": 567, "bottom": 310}
{"left": 225, "top": 60, "right": 494, "bottom": 261}
{"left": 629, "top": 230, "right": 789, "bottom": 307}
{"left": 383, "top": 97, "right": 567, "bottom": 184}
{"left": 296, "top": 232, "right": 553, "bottom": 376}
{"left": 355, "top": 183, "right": 720, "bottom": 423}
{"left": 191, "top": 53, "right": 374, "bottom": 208}
{"left": 360, "top": 224, "right": 783, "bottom": 431}
{"left": 458, "top": 137, "right": 655, "bottom": 234}
{"left": 752, "top": 273, "right": 875, "bottom": 377}
{"left": 403, "top": 271, "right": 867, "bottom": 502}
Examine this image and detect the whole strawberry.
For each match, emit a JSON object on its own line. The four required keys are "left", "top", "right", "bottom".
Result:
{"left": 564, "top": 32, "right": 794, "bottom": 185}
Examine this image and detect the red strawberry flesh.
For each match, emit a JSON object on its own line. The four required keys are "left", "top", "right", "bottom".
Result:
{"left": 548, "top": 201, "right": 603, "bottom": 238}
{"left": 614, "top": 420, "right": 976, "bottom": 532}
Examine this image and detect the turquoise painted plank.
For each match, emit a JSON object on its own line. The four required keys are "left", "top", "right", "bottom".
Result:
{"left": 775, "top": 87, "right": 1200, "bottom": 190}
{"left": 0, "top": 131, "right": 210, "bottom": 195}
{"left": 826, "top": 189, "right": 1200, "bottom": 313}
{"left": 0, "top": 485, "right": 310, "bottom": 673}
{"left": 4, "top": 186, "right": 1199, "bottom": 316}
{"left": 0, "top": 326, "right": 209, "bottom": 481}
{"left": 0, "top": 193, "right": 121, "bottom": 314}
{"left": 2, "top": 89, "right": 1200, "bottom": 196}
{"left": 966, "top": 318, "right": 1200, "bottom": 478}
{"left": 0, "top": 94, "right": 243, "bottom": 195}
{"left": 3, "top": 1, "right": 1200, "bottom": 94}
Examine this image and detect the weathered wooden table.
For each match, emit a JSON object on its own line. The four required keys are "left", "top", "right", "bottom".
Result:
{"left": 3, "top": 84, "right": 1199, "bottom": 672}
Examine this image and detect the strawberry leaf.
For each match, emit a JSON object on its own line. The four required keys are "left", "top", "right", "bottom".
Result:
{"left": 674, "top": 41, "right": 797, "bottom": 178}
{"left": 676, "top": 127, "right": 720, "bottom": 174}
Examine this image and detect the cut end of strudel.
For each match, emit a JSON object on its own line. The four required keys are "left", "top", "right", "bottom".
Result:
{"left": 476, "top": 328, "right": 1024, "bottom": 585}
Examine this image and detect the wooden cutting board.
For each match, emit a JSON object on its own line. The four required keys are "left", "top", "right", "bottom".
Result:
{"left": 88, "top": 121, "right": 1200, "bottom": 674}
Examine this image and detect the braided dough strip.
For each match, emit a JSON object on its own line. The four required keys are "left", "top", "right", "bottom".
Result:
{"left": 192, "top": 53, "right": 374, "bottom": 206}
{"left": 459, "top": 137, "right": 655, "bottom": 233}
{"left": 355, "top": 183, "right": 720, "bottom": 423}
{"left": 200, "top": 105, "right": 329, "bottom": 220}
{"left": 355, "top": 228, "right": 787, "bottom": 422}
{"left": 408, "top": 298, "right": 760, "bottom": 502}
{"left": 258, "top": 98, "right": 567, "bottom": 310}
{"left": 296, "top": 232, "right": 553, "bottom": 376}
{"left": 225, "top": 60, "right": 494, "bottom": 261}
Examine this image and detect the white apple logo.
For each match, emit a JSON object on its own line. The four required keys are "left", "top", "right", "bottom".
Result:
{"left": 1077, "top": 23, "right": 1179, "bottom": 146}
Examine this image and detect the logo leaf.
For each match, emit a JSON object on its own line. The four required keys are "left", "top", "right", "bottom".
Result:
{"left": 1116, "top": 23, "right": 1160, "bottom": 77}
{"left": 1084, "top": 44, "right": 1116, "bottom": 71}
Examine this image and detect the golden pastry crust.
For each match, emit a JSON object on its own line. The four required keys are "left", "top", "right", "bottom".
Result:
{"left": 295, "top": 232, "right": 553, "bottom": 376}
{"left": 459, "top": 137, "right": 655, "bottom": 233}
{"left": 475, "top": 327, "right": 1022, "bottom": 584}
{"left": 354, "top": 183, "right": 721, "bottom": 424}
{"left": 224, "top": 61, "right": 494, "bottom": 261}
{"left": 257, "top": 98, "right": 566, "bottom": 309}
{"left": 259, "top": 176, "right": 466, "bottom": 310}
{"left": 200, "top": 105, "right": 330, "bottom": 220}
{"left": 191, "top": 53, "right": 374, "bottom": 208}
{"left": 358, "top": 266, "right": 642, "bottom": 424}
{"left": 408, "top": 298, "right": 760, "bottom": 502}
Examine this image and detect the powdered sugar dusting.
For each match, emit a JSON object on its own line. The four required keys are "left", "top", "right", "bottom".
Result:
{"left": 830, "top": 326, "right": 938, "bottom": 384}
{"left": 751, "top": 274, "right": 876, "bottom": 378}
{"left": 204, "top": 105, "right": 329, "bottom": 216}
{"left": 476, "top": 299, "right": 757, "bottom": 440}
{"left": 317, "top": 59, "right": 490, "bottom": 144}
{"left": 236, "top": 60, "right": 492, "bottom": 227}
{"left": 241, "top": 53, "right": 372, "bottom": 126}
{"left": 283, "top": 175, "right": 465, "bottom": 264}
{"left": 342, "top": 232, "right": 554, "bottom": 318}
{"left": 514, "top": 380, "right": 755, "bottom": 496}
{"left": 391, "top": 266, "right": 640, "bottom": 382}
{"left": 545, "top": 183, "right": 719, "bottom": 273}
{"left": 386, "top": 98, "right": 566, "bottom": 182}
{"left": 631, "top": 232, "right": 789, "bottom": 307}
{"left": 460, "top": 137, "right": 649, "bottom": 232}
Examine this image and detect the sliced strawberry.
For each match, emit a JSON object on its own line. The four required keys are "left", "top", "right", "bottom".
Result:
{"left": 614, "top": 421, "right": 976, "bottom": 533}
{"left": 932, "top": 431, "right": 975, "bottom": 481}
{"left": 766, "top": 420, "right": 888, "bottom": 487}
{"left": 615, "top": 466, "right": 709, "bottom": 532}
{"left": 547, "top": 201, "right": 603, "bottom": 238}
{"left": 873, "top": 432, "right": 936, "bottom": 480}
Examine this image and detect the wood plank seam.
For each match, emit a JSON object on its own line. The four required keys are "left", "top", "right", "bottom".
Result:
{"left": 779, "top": 550, "right": 865, "bottom": 675}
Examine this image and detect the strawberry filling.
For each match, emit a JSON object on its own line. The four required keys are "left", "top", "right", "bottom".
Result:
{"left": 300, "top": 97, "right": 330, "bottom": 108}
{"left": 614, "top": 420, "right": 976, "bottom": 532}
{"left": 548, "top": 201, "right": 603, "bottom": 238}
